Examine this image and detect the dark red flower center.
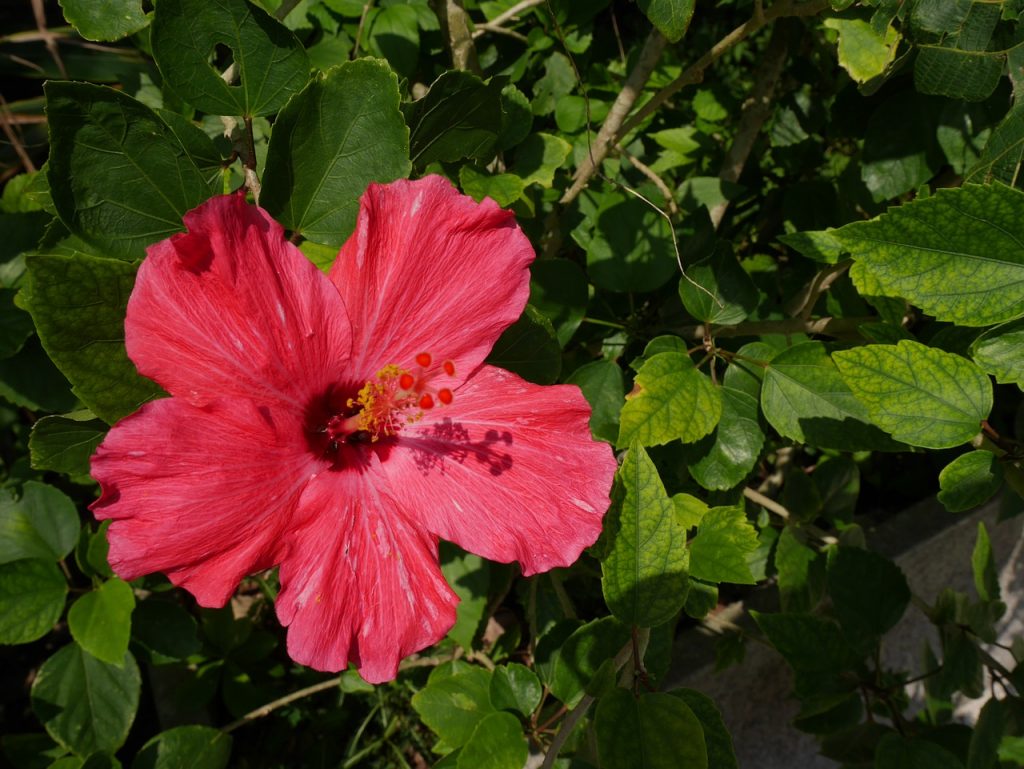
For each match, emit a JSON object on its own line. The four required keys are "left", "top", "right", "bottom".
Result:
{"left": 306, "top": 352, "right": 456, "bottom": 462}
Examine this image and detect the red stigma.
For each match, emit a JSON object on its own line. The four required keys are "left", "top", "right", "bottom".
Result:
{"left": 443, "top": 360, "right": 456, "bottom": 377}
{"left": 399, "top": 373, "right": 415, "bottom": 390}
{"left": 419, "top": 393, "right": 434, "bottom": 409}
{"left": 438, "top": 388, "right": 453, "bottom": 405}
{"left": 416, "top": 352, "right": 432, "bottom": 368}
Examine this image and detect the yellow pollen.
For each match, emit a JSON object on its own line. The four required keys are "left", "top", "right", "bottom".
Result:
{"left": 347, "top": 365, "right": 422, "bottom": 440}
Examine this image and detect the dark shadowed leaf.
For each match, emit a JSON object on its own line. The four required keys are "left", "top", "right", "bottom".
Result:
{"left": 151, "top": 0, "right": 308, "bottom": 117}
{"left": 23, "top": 251, "right": 164, "bottom": 423}
{"left": 44, "top": 82, "right": 216, "bottom": 260}
{"left": 31, "top": 644, "right": 140, "bottom": 756}
{"left": 261, "top": 59, "right": 410, "bottom": 246}
{"left": 596, "top": 688, "right": 708, "bottom": 769}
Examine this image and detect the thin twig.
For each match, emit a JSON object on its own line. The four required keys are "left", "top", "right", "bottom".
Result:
{"left": 222, "top": 677, "right": 341, "bottom": 733}
{"left": 471, "top": 0, "right": 544, "bottom": 38}
{"left": 786, "top": 259, "right": 853, "bottom": 320}
{"left": 560, "top": 28, "right": 667, "bottom": 205}
{"left": 471, "top": 23, "right": 529, "bottom": 42}
{"left": 677, "top": 314, "right": 875, "bottom": 340}
{"left": 614, "top": 142, "right": 678, "bottom": 215}
{"left": 0, "top": 94, "right": 36, "bottom": 173}
{"left": 538, "top": 639, "right": 635, "bottom": 769}
{"left": 353, "top": 0, "right": 375, "bottom": 58}
{"left": 242, "top": 115, "right": 262, "bottom": 203}
{"left": 433, "top": 0, "right": 482, "bottom": 73}
{"left": 30, "top": 0, "right": 67, "bottom": 78}
{"left": 744, "top": 487, "right": 789, "bottom": 520}
{"left": 616, "top": 0, "right": 830, "bottom": 143}
{"left": 275, "top": 0, "right": 304, "bottom": 20}
{"left": 709, "top": 20, "right": 791, "bottom": 229}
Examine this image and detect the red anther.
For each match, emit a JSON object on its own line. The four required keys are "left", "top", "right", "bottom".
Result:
{"left": 399, "top": 373, "right": 415, "bottom": 390}
{"left": 419, "top": 393, "right": 434, "bottom": 409}
{"left": 416, "top": 352, "right": 432, "bottom": 368}
{"left": 438, "top": 388, "right": 453, "bottom": 405}
{"left": 443, "top": 360, "right": 456, "bottom": 377}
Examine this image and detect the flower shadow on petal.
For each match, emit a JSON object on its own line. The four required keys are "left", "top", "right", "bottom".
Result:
{"left": 410, "top": 417, "right": 515, "bottom": 477}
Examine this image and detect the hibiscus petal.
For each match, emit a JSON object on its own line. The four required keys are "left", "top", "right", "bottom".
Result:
{"left": 91, "top": 397, "right": 320, "bottom": 606}
{"left": 329, "top": 176, "right": 533, "bottom": 382}
{"left": 276, "top": 462, "right": 458, "bottom": 683}
{"left": 128, "top": 194, "right": 352, "bottom": 409}
{"left": 382, "top": 365, "right": 616, "bottom": 576}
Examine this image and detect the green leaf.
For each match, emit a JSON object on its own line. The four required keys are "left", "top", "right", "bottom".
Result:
{"left": 835, "top": 184, "right": 1024, "bottom": 326}
{"left": 822, "top": 18, "right": 899, "bottom": 83}
{"left": 636, "top": 0, "right": 695, "bottom": 42}
{"left": 679, "top": 243, "right": 758, "bottom": 325}
{"left": 669, "top": 690, "right": 738, "bottom": 769}
{"left": 403, "top": 70, "right": 504, "bottom": 167}
{"left": 686, "top": 385, "right": 764, "bottom": 491}
{"left": 595, "top": 688, "right": 708, "bottom": 769}
{"left": 456, "top": 712, "right": 526, "bottom": 769}
{"left": 58, "top": 0, "right": 149, "bottom": 42}
{"left": 459, "top": 165, "right": 524, "bottom": 208}
{"left": 30, "top": 413, "right": 107, "bottom": 476}
{"left": 832, "top": 340, "right": 992, "bottom": 449}
{"left": 0, "top": 559, "right": 67, "bottom": 644}
{"left": 23, "top": 252, "right": 164, "bottom": 423}
{"left": 151, "top": 0, "right": 308, "bottom": 117}
{"left": 0, "top": 733, "right": 68, "bottom": 768}
{"left": 826, "top": 546, "right": 910, "bottom": 645}
{"left": 261, "top": 59, "right": 411, "bottom": 246}
{"left": 971, "top": 521, "right": 1000, "bottom": 603}
{"left": 439, "top": 542, "right": 490, "bottom": 651}
{"left": 751, "top": 611, "right": 858, "bottom": 674}
{"left": 618, "top": 352, "right": 722, "bottom": 448}
{"left": 365, "top": 4, "right": 420, "bottom": 78}
{"left": 486, "top": 305, "right": 561, "bottom": 385}
{"left": 530, "top": 259, "right": 588, "bottom": 347}
{"left": 511, "top": 133, "right": 571, "bottom": 188}
{"left": 687, "top": 505, "right": 758, "bottom": 585}
{"left": 411, "top": 667, "right": 495, "bottom": 751}
{"left": 31, "top": 644, "right": 140, "bottom": 756}
{"left": 496, "top": 85, "right": 532, "bottom": 152}
{"left": 970, "top": 317, "right": 1024, "bottom": 385}
{"left": 968, "top": 698, "right": 1007, "bottom": 769}
{"left": 998, "top": 735, "right": 1024, "bottom": 764}
{"left": 0, "top": 289, "right": 34, "bottom": 359}
{"left": 875, "top": 733, "right": 965, "bottom": 769}
{"left": 77, "top": 522, "right": 115, "bottom": 581}
{"left": 938, "top": 451, "right": 1003, "bottom": 512}
{"left": 44, "top": 82, "right": 216, "bottom": 260}
{"left": 575, "top": 189, "right": 679, "bottom": 293}
{"left": 915, "top": 46, "right": 1003, "bottom": 102}
{"left": 779, "top": 230, "right": 846, "bottom": 264}
{"left": 966, "top": 102, "right": 1024, "bottom": 187}
{"left": 566, "top": 360, "right": 625, "bottom": 443}
{"left": 489, "top": 663, "right": 541, "bottom": 717}
{"left": 132, "top": 726, "right": 232, "bottom": 769}
{"left": 860, "top": 91, "right": 944, "bottom": 202}
{"left": 0, "top": 337, "right": 77, "bottom": 413}
{"left": 549, "top": 616, "right": 630, "bottom": 707}
{"left": 602, "top": 446, "right": 690, "bottom": 627}
{"left": 761, "top": 341, "right": 899, "bottom": 451}
{"left": 0, "top": 481, "right": 79, "bottom": 564}
{"left": 775, "top": 526, "right": 820, "bottom": 613}
{"left": 131, "top": 599, "right": 201, "bottom": 664}
{"left": 68, "top": 578, "right": 136, "bottom": 666}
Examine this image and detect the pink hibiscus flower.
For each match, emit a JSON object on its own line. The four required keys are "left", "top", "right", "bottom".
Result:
{"left": 90, "top": 175, "right": 615, "bottom": 682}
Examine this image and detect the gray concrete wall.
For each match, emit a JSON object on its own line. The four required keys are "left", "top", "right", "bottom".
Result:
{"left": 666, "top": 498, "right": 1024, "bottom": 769}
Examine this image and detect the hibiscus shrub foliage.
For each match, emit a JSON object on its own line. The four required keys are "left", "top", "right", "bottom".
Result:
{"left": 4, "top": 0, "right": 1024, "bottom": 767}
